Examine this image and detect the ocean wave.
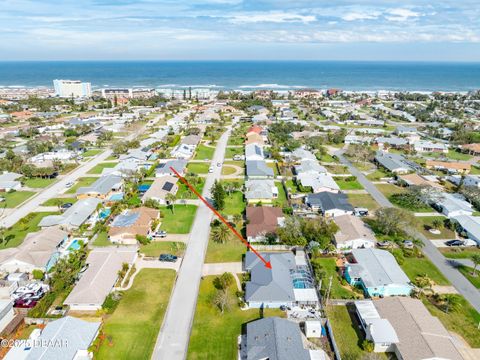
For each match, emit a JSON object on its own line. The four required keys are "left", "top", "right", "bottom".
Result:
{"left": 237, "top": 84, "right": 307, "bottom": 89}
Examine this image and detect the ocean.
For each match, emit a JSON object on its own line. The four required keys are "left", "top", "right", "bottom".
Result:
{"left": 0, "top": 61, "right": 479, "bottom": 92}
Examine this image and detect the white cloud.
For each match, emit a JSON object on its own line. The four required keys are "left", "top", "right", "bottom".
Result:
{"left": 341, "top": 11, "right": 381, "bottom": 22}
{"left": 385, "top": 8, "right": 422, "bottom": 22}
{"left": 229, "top": 12, "right": 316, "bottom": 24}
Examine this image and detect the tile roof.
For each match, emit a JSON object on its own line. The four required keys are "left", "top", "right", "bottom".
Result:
{"left": 246, "top": 206, "right": 284, "bottom": 238}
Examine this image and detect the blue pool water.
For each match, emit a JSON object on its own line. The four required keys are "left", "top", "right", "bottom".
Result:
{"left": 68, "top": 239, "right": 81, "bottom": 251}
{"left": 99, "top": 208, "right": 111, "bottom": 219}
{"left": 109, "top": 193, "right": 124, "bottom": 201}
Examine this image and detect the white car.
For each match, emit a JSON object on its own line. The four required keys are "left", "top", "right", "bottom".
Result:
{"left": 209, "top": 166, "right": 214, "bottom": 173}
{"left": 65, "top": 181, "right": 74, "bottom": 188}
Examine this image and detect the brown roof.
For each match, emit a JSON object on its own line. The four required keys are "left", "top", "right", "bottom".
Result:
{"left": 247, "top": 125, "right": 263, "bottom": 135}
{"left": 245, "top": 133, "right": 264, "bottom": 146}
{"left": 246, "top": 206, "right": 284, "bottom": 237}
{"left": 109, "top": 207, "right": 158, "bottom": 239}
{"left": 461, "top": 143, "right": 480, "bottom": 153}
{"left": 426, "top": 160, "right": 471, "bottom": 171}
{"left": 142, "top": 175, "right": 178, "bottom": 201}
{"left": 398, "top": 173, "right": 443, "bottom": 189}
{"left": 333, "top": 214, "right": 376, "bottom": 245}
{"left": 375, "top": 297, "right": 463, "bottom": 360}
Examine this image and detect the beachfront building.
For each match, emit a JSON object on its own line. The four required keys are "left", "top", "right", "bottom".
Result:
{"left": 53, "top": 79, "right": 92, "bottom": 98}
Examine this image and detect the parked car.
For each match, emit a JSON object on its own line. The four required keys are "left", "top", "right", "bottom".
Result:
{"left": 217, "top": 162, "right": 222, "bottom": 167}
{"left": 65, "top": 181, "right": 74, "bottom": 188}
{"left": 159, "top": 254, "right": 178, "bottom": 262}
{"left": 152, "top": 230, "right": 167, "bottom": 238}
{"left": 445, "top": 239, "right": 465, "bottom": 247}
{"left": 377, "top": 241, "right": 392, "bottom": 248}
{"left": 14, "top": 299, "right": 37, "bottom": 308}
{"left": 354, "top": 207, "right": 369, "bottom": 217}
{"left": 61, "top": 202, "right": 73, "bottom": 210}
{"left": 208, "top": 166, "right": 214, "bottom": 173}
{"left": 403, "top": 240, "right": 414, "bottom": 249}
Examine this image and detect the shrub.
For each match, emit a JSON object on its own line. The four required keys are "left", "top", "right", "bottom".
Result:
{"left": 361, "top": 339, "right": 375, "bottom": 352}
{"left": 135, "top": 234, "right": 150, "bottom": 245}
{"left": 102, "top": 292, "right": 123, "bottom": 314}
{"left": 32, "top": 269, "right": 44, "bottom": 280}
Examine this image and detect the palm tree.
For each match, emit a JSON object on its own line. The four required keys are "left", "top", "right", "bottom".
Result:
{"left": 165, "top": 193, "right": 177, "bottom": 214}
{"left": 442, "top": 294, "right": 461, "bottom": 313}
{"left": 414, "top": 273, "right": 434, "bottom": 294}
{"left": 471, "top": 254, "right": 480, "bottom": 276}
{"left": 211, "top": 224, "right": 231, "bottom": 244}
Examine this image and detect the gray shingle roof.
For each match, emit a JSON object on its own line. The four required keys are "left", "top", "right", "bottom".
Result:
{"left": 39, "top": 198, "right": 101, "bottom": 228}
{"left": 77, "top": 174, "right": 123, "bottom": 196}
{"left": 306, "top": 192, "right": 353, "bottom": 212}
{"left": 246, "top": 160, "right": 274, "bottom": 177}
{"left": 375, "top": 151, "right": 413, "bottom": 172}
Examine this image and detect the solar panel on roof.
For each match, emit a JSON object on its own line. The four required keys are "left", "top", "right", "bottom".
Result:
{"left": 162, "top": 182, "right": 174, "bottom": 191}
{"left": 111, "top": 212, "right": 140, "bottom": 227}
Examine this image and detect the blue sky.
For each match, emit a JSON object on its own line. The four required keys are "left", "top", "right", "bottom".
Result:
{"left": 1, "top": 0, "right": 479, "bottom": 61}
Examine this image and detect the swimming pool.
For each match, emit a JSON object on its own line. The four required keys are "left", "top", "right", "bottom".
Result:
{"left": 68, "top": 239, "right": 82, "bottom": 251}
{"left": 291, "top": 266, "right": 315, "bottom": 289}
{"left": 109, "top": 193, "right": 124, "bottom": 201}
{"left": 99, "top": 208, "right": 111, "bottom": 219}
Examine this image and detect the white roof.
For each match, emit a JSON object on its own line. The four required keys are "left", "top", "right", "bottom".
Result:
{"left": 294, "top": 288, "right": 319, "bottom": 302}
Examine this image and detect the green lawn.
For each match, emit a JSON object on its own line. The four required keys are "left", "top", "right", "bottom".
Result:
{"left": 0, "top": 191, "right": 35, "bottom": 208}
{"left": 400, "top": 256, "right": 450, "bottom": 285}
{"left": 333, "top": 177, "right": 364, "bottom": 190}
{"left": 187, "top": 162, "right": 210, "bottom": 174}
{"left": 376, "top": 183, "right": 406, "bottom": 197}
{"left": 42, "top": 197, "right": 77, "bottom": 206}
{"left": 325, "top": 164, "right": 350, "bottom": 174}
{"left": 318, "top": 153, "right": 336, "bottom": 163}
{"left": 224, "top": 147, "right": 243, "bottom": 159}
{"left": 95, "top": 269, "right": 176, "bottom": 360}
{"left": 177, "top": 178, "right": 206, "bottom": 199}
{"left": 194, "top": 144, "right": 215, "bottom": 160}
{"left": 205, "top": 236, "right": 247, "bottom": 263}
{"left": 274, "top": 182, "right": 287, "bottom": 207}
{"left": 227, "top": 135, "right": 245, "bottom": 146}
{"left": 188, "top": 275, "right": 284, "bottom": 360}
{"left": 326, "top": 305, "right": 375, "bottom": 360}
{"left": 439, "top": 247, "right": 480, "bottom": 259}
{"left": 222, "top": 161, "right": 244, "bottom": 175}
{"left": 92, "top": 231, "right": 111, "bottom": 247}
{"left": 366, "top": 169, "right": 390, "bottom": 181}
{"left": 422, "top": 295, "right": 480, "bottom": 348}
{"left": 0, "top": 212, "right": 58, "bottom": 249}
{"left": 285, "top": 179, "right": 302, "bottom": 195}
{"left": 221, "top": 190, "right": 246, "bottom": 217}
{"left": 66, "top": 177, "right": 97, "bottom": 194}
{"left": 159, "top": 205, "right": 197, "bottom": 233}
{"left": 87, "top": 162, "right": 117, "bottom": 174}
{"left": 22, "top": 177, "right": 56, "bottom": 188}
{"left": 416, "top": 217, "right": 455, "bottom": 240}
{"left": 140, "top": 241, "right": 186, "bottom": 257}
{"left": 457, "top": 266, "right": 480, "bottom": 289}
{"left": 311, "top": 257, "right": 360, "bottom": 299}
{"left": 446, "top": 150, "right": 473, "bottom": 161}
{"left": 267, "top": 162, "right": 279, "bottom": 176}
{"left": 346, "top": 193, "right": 379, "bottom": 212}
{"left": 83, "top": 149, "right": 103, "bottom": 157}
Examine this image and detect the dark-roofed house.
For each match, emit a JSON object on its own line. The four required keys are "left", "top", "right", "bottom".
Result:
{"left": 77, "top": 174, "right": 123, "bottom": 200}
{"left": 246, "top": 206, "right": 285, "bottom": 243}
{"left": 245, "top": 251, "right": 318, "bottom": 308}
{"left": 246, "top": 160, "right": 274, "bottom": 179}
{"left": 155, "top": 159, "right": 187, "bottom": 177}
{"left": 374, "top": 151, "right": 413, "bottom": 174}
{"left": 142, "top": 175, "right": 178, "bottom": 205}
{"left": 305, "top": 192, "right": 354, "bottom": 217}
{"left": 243, "top": 317, "right": 314, "bottom": 360}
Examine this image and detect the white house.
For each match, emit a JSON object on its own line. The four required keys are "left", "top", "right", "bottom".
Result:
{"left": 245, "top": 143, "right": 265, "bottom": 161}
{"left": 333, "top": 214, "right": 376, "bottom": 250}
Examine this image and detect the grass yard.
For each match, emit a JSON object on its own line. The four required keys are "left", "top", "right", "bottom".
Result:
{"left": 416, "top": 216, "right": 455, "bottom": 240}
{"left": 347, "top": 193, "right": 379, "bottom": 212}
{"left": 333, "top": 177, "right": 364, "bottom": 190}
{"left": 222, "top": 191, "right": 246, "bottom": 217}
{"left": 92, "top": 231, "right": 110, "bottom": 247}
{"left": 222, "top": 161, "right": 244, "bottom": 176}
{"left": 22, "top": 177, "right": 55, "bottom": 188}
{"left": 326, "top": 305, "right": 379, "bottom": 360}
{"left": 140, "top": 241, "right": 186, "bottom": 257}
{"left": 87, "top": 162, "right": 117, "bottom": 174}
{"left": 318, "top": 153, "right": 336, "bottom": 163}
{"left": 457, "top": 266, "right": 480, "bottom": 289}
{"left": 177, "top": 178, "right": 205, "bottom": 199}
{"left": 188, "top": 276, "right": 284, "bottom": 360}
{"left": 366, "top": 169, "right": 390, "bottom": 181}
{"left": 376, "top": 183, "right": 406, "bottom": 197}
{"left": 285, "top": 179, "right": 302, "bottom": 195}
{"left": 224, "top": 146, "right": 243, "bottom": 159}
{"left": 83, "top": 149, "right": 103, "bottom": 157}
{"left": 400, "top": 256, "right": 450, "bottom": 285}
{"left": 311, "top": 257, "right": 360, "bottom": 299}
{"left": 41, "top": 197, "right": 77, "bottom": 206}
{"left": 446, "top": 150, "right": 473, "bottom": 161}
{"left": 194, "top": 144, "right": 215, "bottom": 160}
{"left": 205, "top": 236, "right": 247, "bottom": 263}
{"left": 274, "top": 182, "right": 288, "bottom": 207}
{"left": 187, "top": 162, "right": 210, "bottom": 174}
{"left": 95, "top": 269, "right": 176, "bottom": 360}
{"left": 267, "top": 162, "right": 279, "bottom": 176}
{"left": 66, "top": 177, "right": 97, "bottom": 194}
{"left": 439, "top": 247, "right": 480, "bottom": 259}
{"left": 159, "top": 205, "right": 197, "bottom": 234}
{"left": 325, "top": 164, "right": 350, "bottom": 174}
{"left": 422, "top": 295, "right": 480, "bottom": 348}
{"left": 0, "top": 191, "right": 35, "bottom": 208}
{"left": 227, "top": 135, "right": 245, "bottom": 146}
{"left": 0, "top": 212, "right": 58, "bottom": 249}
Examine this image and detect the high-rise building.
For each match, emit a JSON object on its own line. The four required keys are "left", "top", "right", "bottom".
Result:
{"left": 53, "top": 79, "right": 92, "bottom": 98}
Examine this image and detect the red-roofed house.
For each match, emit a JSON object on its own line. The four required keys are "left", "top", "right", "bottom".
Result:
{"left": 246, "top": 206, "right": 285, "bottom": 243}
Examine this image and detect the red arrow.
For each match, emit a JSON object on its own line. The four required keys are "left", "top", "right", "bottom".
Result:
{"left": 170, "top": 166, "right": 272, "bottom": 269}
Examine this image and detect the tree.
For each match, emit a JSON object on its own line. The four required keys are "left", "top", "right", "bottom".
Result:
{"left": 431, "top": 218, "right": 444, "bottom": 230}
{"left": 441, "top": 294, "right": 461, "bottom": 313}
{"left": 374, "top": 207, "right": 418, "bottom": 237}
{"left": 277, "top": 216, "right": 306, "bottom": 246}
{"left": 211, "top": 223, "right": 231, "bottom": 244}
{"left": 213, "top": 272, "right": 234, "bottom": 290}
{"left": 52, "top": 198, "right": 64, "bottom": 212}
{"left": 165, "top": 193, "right": 177, "bottom": 213}
{"left": 212, "top": 288, "right": 231, "bottom": 314}
{"left": 0, "top": 227, "right": 14, "bottom": 246}
{"left": 471, "top": 254, "right": 480, "bottom": 276}
{"left": 211, "top": 180, "right": 226, "bottom": 210}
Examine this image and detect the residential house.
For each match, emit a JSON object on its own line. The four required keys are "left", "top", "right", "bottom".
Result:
{"left": 39, "top": 198, "right": 101, "bottom": 230}
{"left": 244, "top": 251, "right": 318, "bottom": 308}
{"left": 155, "top": 159, "right": 187, "bottom": 177}
{"left": 333, "top": 215, "right": 376, "bottom": 250}
{"left": 432, "top": 192, "right": 473, "bottom": 217}
{"left": 374, "top": 151, "right": 413, "bottom": 174}
{"left": 463, "top": 174, "right": 480, "bottom": 187}
{"left": 246, "top": 160, "right": 274, "bottom": 179}
{"left": 101, "top": 159, "right": 139, "bottom": 177}
{"left": 305, "top": 192, "right": 354, "bottom": 217}
{"left": 344, "top": 135, "right": 374, "bottom": 145}
{"left": 246, "top": 206, "right": 285, "bottom": 243}
{"left": 170, "top": 143, "right": 195, "bottom": 159}
{"left": 296, "top": 173, "right": 339, "bottom": 193}
{"left": 451, "top": 215, "right": 480, "bottom": 245}
{"left": 375, "top": 137, "right": 409, "bottom": 150}
{"left": 0, "top": 172, "right": 22, "bottom": 192}
{"left": 394, "top": 125, "right": 417, "bottom": 136}
{"left": 354, "top": 300, "right": 399, "bottom": 353}
{"left": 425, "top": 160, "right": 471, "bottom": 174}
{"left": 245, "top": 143, "right": 265, "bottom": 161}
{"left": 291, "top": 148, "right": 316, "bottom": 161}
{"left": 64, "top": 246, "right": 137, "bottom": 311}
{"left": 245, "top": 180, "right": 278, "bottom": 204}
{"left": 108, "top": 207, "right": 159, "bottom": 245}
{"left": 245, "top": 132, "right": 265, "bottom": 146}
{"left": 77, "top": 174, "right": 123, "bottom": 200}
{"left": 246, "top": 124, "right": 263, "bottom": 135}
{"left": 414, "top": 140, "right": 448, "bottom": 153}
{"left": 345, "top": 248, "right": 413, "bottom": 297}
{"left": 294, "top": 160, "right": 327, "bottom": 175}
{"left": 4, "top": 316, "right": 101, "bottom": 360}
{"left": 397, "top": 173, "right": 442, "bottom": 189}
{"left": 362, "top": 297, "right": 463, "bottom": 360}
{"left": 119, "top": 148, "right": 151, "bottom": 162}
{"left": 460, "top": 143, "right": 480, "bottom": 156}
{"left": 142, "top": 175, "right": 178, "bottom": 205}
{"left": 0, "top": 227, "right": 68, "bottom": 273}
{"left": 242, "top": 317, "right": 326, "bottom": 360}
